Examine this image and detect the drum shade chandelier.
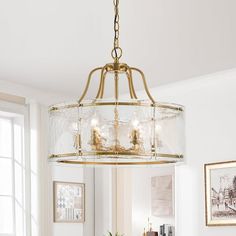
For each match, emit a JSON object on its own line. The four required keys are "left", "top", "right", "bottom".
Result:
{"left": 49, "top": 0, "right": 185, "bottom": 165}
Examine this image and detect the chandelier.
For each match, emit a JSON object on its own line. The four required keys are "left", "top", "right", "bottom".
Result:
{"left": 49, "top": 0, "right": 185, "bottom": 165}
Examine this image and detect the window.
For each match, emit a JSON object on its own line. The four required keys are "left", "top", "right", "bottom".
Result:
{"left": 0, "top": 108, "right": 29, "bottom": 236}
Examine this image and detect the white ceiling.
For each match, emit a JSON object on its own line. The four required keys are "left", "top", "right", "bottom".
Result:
{"left": 0, "top": 0, "right": 236, "bottom": 99}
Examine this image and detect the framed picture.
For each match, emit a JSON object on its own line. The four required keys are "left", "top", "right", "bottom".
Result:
{"left": 205, "top": 161, "right": 236, "bottom": 226}
{"left": 53, "top": 181, "right": 85, "bottom": 223}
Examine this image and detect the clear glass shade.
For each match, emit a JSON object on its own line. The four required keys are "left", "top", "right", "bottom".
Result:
{"left": 49, "top": 99, "right": 185, "bottom": 165}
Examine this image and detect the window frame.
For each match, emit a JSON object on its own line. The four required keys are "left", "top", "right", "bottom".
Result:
{"left": 0, "top": 100, "right": 30, "bottom": 236}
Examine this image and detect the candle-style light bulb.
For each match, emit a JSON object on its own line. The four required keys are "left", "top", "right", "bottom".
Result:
{"left": 132, "top": 118, "right": 139, "bottom": 128}
{"left": 155, "top": 123, "right": 162, "bottom": 134}
{"left": 71, "top": 122, "right": 79, "bottom": 132}
{"left": 91, "top": 118, "right": 99, "bottom": 127}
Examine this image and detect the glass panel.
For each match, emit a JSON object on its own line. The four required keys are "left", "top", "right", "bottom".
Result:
{"left": 80, "top": 102, "right": 153, "bottom": 156}
{"left": 155, "top": 105, "right": 185, "bottom": 156}
{"left": 0, "top": 196, "right": 14, "bottom": 234}
{"left": 15, "top": 162, "right": 23, "bottom": 204}
{"left": 0, "top": 158, "right": 12, "bottom": 195}
{"left": 31, "top": 172, "right": 38, "bottom": 221}
{"left": 15, "top": 201, "right": 24, "bottom": 236}
{"left": 0, "top": 118, "right": 12, "bottom": 157}
{"left": 49, "top": 104, "right": 79, "bottom": 155}
{"left": 14, "top": 121, "right": 23, "bottom": 164}
{"left": 49, "top": 100, "right": 185, "bottom": 164}
{"left": 31, "top": 219, "right": 38, "bottom": 236}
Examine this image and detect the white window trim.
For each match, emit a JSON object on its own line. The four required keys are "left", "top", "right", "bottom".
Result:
{"left": 0, "top": 100, "right": 31, "bottom": 236}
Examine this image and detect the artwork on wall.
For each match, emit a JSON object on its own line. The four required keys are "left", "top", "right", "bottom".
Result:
{"left": 205, "top": 161, "right": 236, "bottom": 226}
{"left": 53, "top": 181, "right": 85, "bottom": 223}
{"left": 151, "top": 175, "right": 173, "bottom": 217}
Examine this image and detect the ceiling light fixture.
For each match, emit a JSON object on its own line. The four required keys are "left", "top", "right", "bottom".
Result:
{"left": 49, "top": 0, "right": 185, "bottom": 165}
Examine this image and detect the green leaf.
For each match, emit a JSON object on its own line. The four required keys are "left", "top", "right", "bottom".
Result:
{"left": 105, "top": 231, "right": 123, "bottom": 236}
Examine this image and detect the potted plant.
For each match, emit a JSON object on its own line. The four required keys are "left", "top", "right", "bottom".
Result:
{"left": 105, "top": 232, "right": 123, "bottom": 236}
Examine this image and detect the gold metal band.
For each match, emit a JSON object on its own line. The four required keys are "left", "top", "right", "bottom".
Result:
{"left": 57, "top": 160, "right": 176, "bottom": 166}
{"left": 49, "top": 152, "right": 183, "bottom": 159}
{"left": 49, "top": 101, "right": 183, "bottom": 112}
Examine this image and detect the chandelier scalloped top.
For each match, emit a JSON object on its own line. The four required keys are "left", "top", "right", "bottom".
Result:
{"left": 49, "top": 0, "right": 185, "bottom": 165}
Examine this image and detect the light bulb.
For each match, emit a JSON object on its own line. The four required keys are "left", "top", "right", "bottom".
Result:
{"left": 71, "top": 122, "right": 79, "bottom": 131}
{"left": 155, "top": 124, "right": 162, "bottom": 134}
{"left": 132, "top": 119, "right": 139, "bottom": 128}
{"left": 91, "top": 118, "right": 99, "bottom": 127}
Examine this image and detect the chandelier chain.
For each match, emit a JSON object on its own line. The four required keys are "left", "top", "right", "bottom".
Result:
{"left": 112, "top": 0, "right": 122, "bottom": 61}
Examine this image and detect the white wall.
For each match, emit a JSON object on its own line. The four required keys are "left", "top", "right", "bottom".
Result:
{"left": 132, "top": 166, "right": 175, "bottom": 236}
{"left": 49, "top": 165, "right": 94, "bottom": 236}
{"left": 145, "top": 68, "right": 236, "bottom": 236}
{"left": 1, "top": 0, "right": 236, "bottom": 98}
{"left": 0, "top": 79, "right": 74, "bottom": 105}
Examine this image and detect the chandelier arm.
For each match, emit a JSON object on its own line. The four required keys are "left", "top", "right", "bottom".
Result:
{"left": 78, "top": 67, "right": 103, "bottom": 104}
{"left": 99, "top": 70, "right": 109, "bottom": 99}
{"left": 127, "top": 66, "right": 138, "bottom": 99}
{"left": 125, "top": 72, "right": 134, "bottom": 99}
{"left": 99, "top": 71, "right": 108, "bottom": 99}
{"left": 130, "top": 67, "right": 156, "bottom": 104}
{"left": 95, "top": 66, "right": 107, "bottom": 99}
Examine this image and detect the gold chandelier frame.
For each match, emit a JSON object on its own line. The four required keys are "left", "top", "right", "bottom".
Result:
{"left": 78, "top": 63, "right": 155, "bottom": 104}
{"left": 48, "top": 0, "right": 185, "bottom": 165}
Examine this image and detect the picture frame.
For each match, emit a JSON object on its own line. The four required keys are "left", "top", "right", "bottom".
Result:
{"left": 205, "top": 161, "right": 236, "bottom": 226}
{"left": 53, "top": 181, "right": 85, "bottom": 223}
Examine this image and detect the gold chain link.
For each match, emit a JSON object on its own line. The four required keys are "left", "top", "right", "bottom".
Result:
{"left": 111, "top": 0, "right": 122, "bottom": 61}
